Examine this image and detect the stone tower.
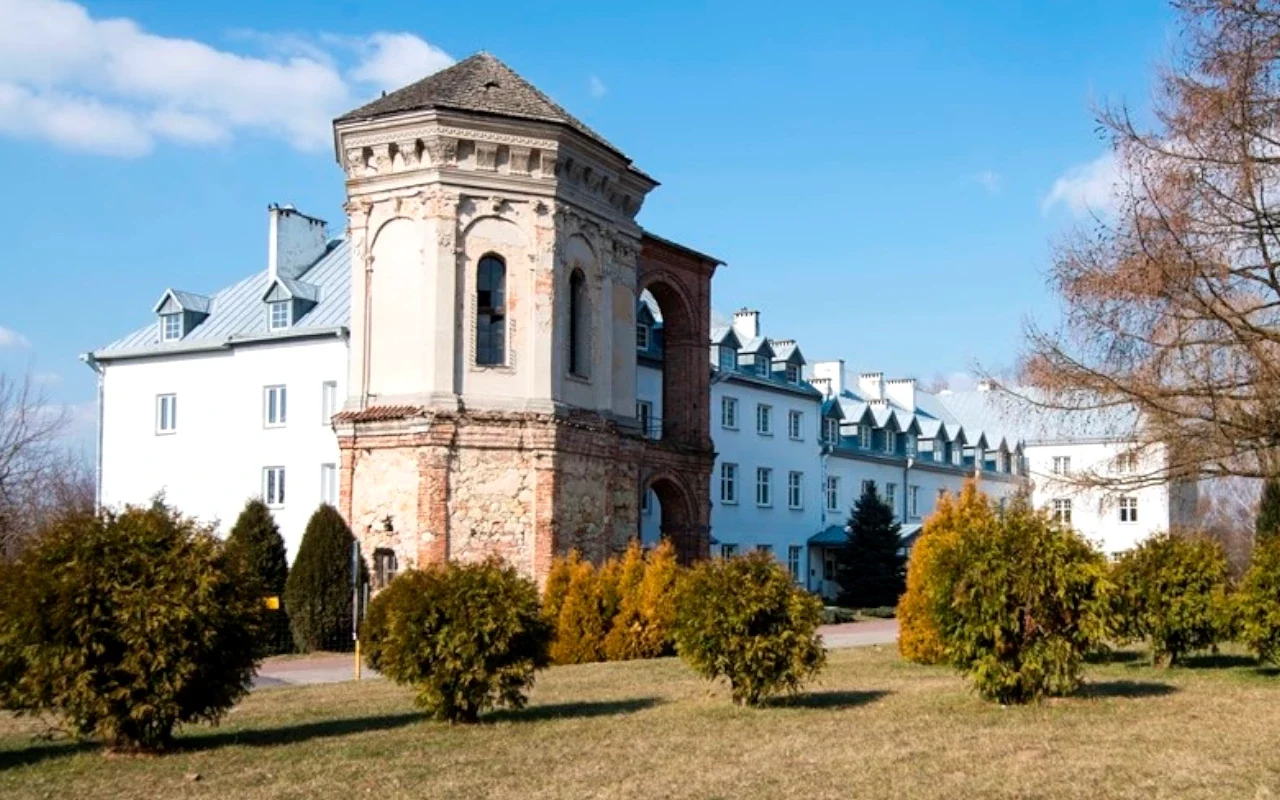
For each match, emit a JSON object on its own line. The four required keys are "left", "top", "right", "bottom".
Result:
{"left": 331, "top": 54, "right": 717, "bottom": 583}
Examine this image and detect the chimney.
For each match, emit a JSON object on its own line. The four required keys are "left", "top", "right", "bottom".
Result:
{"left": 732, "top": 308, "right": 759, "bottom": 342}
{"left": 268, "top": 204, "right": 329, "bottom": 281}
{"left": 812, "top": 360, "right": 845, "bottom": 397}
{"left": 977, "top": 379, "right": 995, "bottom": 392}
{"left": 859, "top": 371, "right": 884, "bottom": 401}
{"left": 885, "top": 377, "right": 916, "bottom": 410}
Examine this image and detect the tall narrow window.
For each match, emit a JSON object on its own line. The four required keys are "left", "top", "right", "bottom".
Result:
{"left": 264, "top": 385, "right": 287, "bottom": 427}
{"left": 636, "top": 323, "right": 650, "bottom": 350}
{"left": 476, "top": 254, "right": 506, "bottom": 366}
{"left": 636, "top": 400, "right": 654, "bottom": 438}
{"left": 826, "top": 476, "right": 840, "bottom": 511}
{"left": 720, "top": 462, "right": 739, "bottom": 504}
{"left": 1119, "top": 496, "right": 1138, "bottom": 523}
{"left": 788, "top": 410, "right": 804, "bottom": 440}
{"left": 373, "top": 548, "right": 399, "bottom": 590}
{"left": 263, "top": 466, "right": 286, "bottom": 508}
{"left": 156, "top": 394, "right": 177, "bottom": 434}
{"left": 885, "top": 483, "right": 897, "bottom": 514}
{"left": 787, "top": 546, "right": 801, "bottom": 582}
{"left": 568, "top": 268, "right": 586, "bottom": 377}
{"left": 787, "top": 471, "right": 803, "bottom": 509}
{"left": 909, "top": 485, "right": 919, "bottom": 518}
{"left": 320, "top": 463, "right": 337, "bottom": 506}
{"left": 721, "top": 397, "right": 739, "bottom": 429}
{"left": 756, "top": 467, "right": 773, "bottom": 507}
{"left": 321, "top": 381, "right": 337, "bottom": 425}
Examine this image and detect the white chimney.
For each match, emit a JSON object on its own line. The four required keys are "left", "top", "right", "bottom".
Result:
{"left": 812, "top": 360, "right": 845, "bottom": 397}
{"left": 885, "top": 377, "right": 916, "bottom": 410}
{"left": 732, "top": 308, "right": 759, "bottom": 342}
{"left": 859, "top": 372, "right": 884, "bottom": 401}
{"left": 268, "top": 204, "right": 328, "bottom": 281}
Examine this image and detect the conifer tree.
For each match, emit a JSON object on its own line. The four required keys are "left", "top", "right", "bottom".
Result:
{"left": 225, "top": 498, "right": 291, "bottom": 654}
{"left": 1257, "top": 477, "right": 1280, "bottom": 544}
{"left": 835, "top": 483, "right": 906, "bottom": 609}
{"left": 283, "top": 504, "right": 367, "bottom": 653}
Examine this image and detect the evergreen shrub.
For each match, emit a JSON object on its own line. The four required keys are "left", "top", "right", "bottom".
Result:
{"left": 225, "top": 498, "right": 291, "bottom": 654}
{"left": 1236, "top": 535, "right": 1280, "bottom": 664}
{"left": 283, "top": 504, "right": 368, "bottom": 653}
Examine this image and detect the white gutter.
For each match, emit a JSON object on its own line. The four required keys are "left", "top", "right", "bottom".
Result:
{"left": 79, "top": 353, "right": 104, "bottom": 512}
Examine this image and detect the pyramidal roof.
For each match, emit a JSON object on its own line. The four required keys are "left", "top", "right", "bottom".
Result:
{"left": 336, "top": 52, "right": 623, "bottom": 158}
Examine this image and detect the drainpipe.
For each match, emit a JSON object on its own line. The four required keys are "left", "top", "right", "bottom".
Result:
{"left": 80, "top": 353, "right": 104, "bottom": 512}
{"left": 903, "top": 455, "right": 913, "bottom": 524}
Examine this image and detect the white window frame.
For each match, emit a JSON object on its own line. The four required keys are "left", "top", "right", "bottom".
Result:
{"left": 641, "top": 488, "right": 652, "bottom": 514}
{"left": 756, "top": 544, "right": 774, "bottom": 556}
{"left": 264, "top": 385, "right": 287, "bottom": 428}
{"left": 268, "top": 300, "right": 291, "bottom": 331}
{"left": 720, "top": 543, "right": 739, "bottom": 559}
{"left": 636, "top": 323, "right": 650, "bottom": 350}
{"left": 160, "top": 312, "right": 182, "bottom": 342}
{"left": 788, "top": 471, "right": 803, "bottom": 509}
{"left": 859, "top": 425, "right": 872, "bottom": 449}
{"left": 155, "top": 393, "right": 177, "bottom": 434}
{"left": 1053, "top": 498, "right": 1073, "bottom": 524}
{"left": 1119, "top": 496, "right": 1138, "bottom": 523}
{"left": 719, "top": 346, "right": 736, "bottom": 372}
{"left": 787, "top": 545, "right": 801, "bottom": 582}
{"left": 721, "top": 396, "right": 739, "bottom": 430}
{"left": 785, "top": 364, "right": 801, "bottom": 384}
{"left": 756, "top": 467, "right": 773, "bottom": 507}
{"left": 321, "top": 380, "right": 338, "bottom": 426}
{"left": 756, "top": 404, "right": 772, "bottom": 436}
{"left": 884, "top": 428, "right": 896, "bottom": 454}
{"left": 824, "top": 417, "right": 840, "bottom": 443}
{"left": 1052, "top": 456, "right": 1072, "bottom": 476}
{"left": 320, "top": 463, "right": 337, "bottom": 506}
{"left": 952, "top": 441, "right": 963, "bottom": 465}
{"left": 788, "top": 410, "right": 804, "bottom": 440}
{"left": 909, "top": 485, "right": 919, "bottom": 518}
{"left": 861, "top": 479, "right": 875, "bottom": 498}
{"left": 826, "top": 476, "right": 840, "bottom": 512}
{"left": 263, "top": 466, "right": 286, "bottom": 508}
{"left": 720, "top": 462, "right": 738, "bottom": 504}
{"left": 1116, "top": 452, "right": 1138, "bottom": 474}
{"left": 904, "top": 434, "right": 917, "bottom": 456}
{"left": 885, "top": 482, "right": 897, "bottom": 515}
{"left": 636, "top": 400, "right": 654, "bottom": 439}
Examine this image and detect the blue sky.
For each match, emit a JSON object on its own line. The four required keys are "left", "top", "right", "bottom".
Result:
{"left": 0, "top": 0, "right": 1174, "bottom": 448}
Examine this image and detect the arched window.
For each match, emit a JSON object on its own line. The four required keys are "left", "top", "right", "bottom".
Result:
{"left": 476, "top": 254, "right": 506, "bottom": 366}
{"left": 568, "top": 269, "right": 587, "bottom": 376}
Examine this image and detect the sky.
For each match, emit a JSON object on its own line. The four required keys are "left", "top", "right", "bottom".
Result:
{"left": 0, "top": 0, "right": 1176, "bottom": 451}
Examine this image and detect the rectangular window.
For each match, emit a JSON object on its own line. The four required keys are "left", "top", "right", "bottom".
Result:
{"left": 788, "top": 471, "right": 803, "bottom": 509}
{"left": 909, "top": 485, "right": 920, "bottom": 518}
{"left": 721, "top": 396, "right": 739, "bottom": 429}
{"left": 787, "top": 545, "right": 801, "bottom": 582}
{"left": 885, "top": 483, "right": 897, "bottom": 514}
{"left": 785, "top": 364, "right": 801, "bottom": 384}
{"left": 788, "top": 410, "right": 803, "bottom": 440}
{"left": 321, "top": 381, "right": 337, "bottom": 425}
{"left": 636, "top": 324, "right": 650, "bottom": 350}
{"left": 859, "top": 425, "right": 872, "bottom": 449}
{"left": 641, "top": 489, "right": 652, "bottom": 514}
{"left": 905, "top": 434, "right": 917, "bottom": 457}
{"left": 263, "top": 466, "right": 286, "bottom": 507}
{"left": 861, "top": 479, "right": 875, "bottom": 498}
{"left": 155, "top": 393, "right": 177, "bottom": 434}
{"left": 824, "top": 554, "right": 836, "bottom": 581}
{"left": 826, "top": 476, "right": 840, "bottom": 512}
{"left": 884, "top": 429, "right": 896, "bottom": 454}
{"left": 756, "top": 404, "right": 772, "bottom": 435}
{"left": 719, "top": 346, "right": 736, "bottom": 372}
{"left": 1119, "top": 496, "right": 1138, "bottom": 523}
{"left": 952, "top": 442, "right": 963, "bottom": 465}
{"left": 1052, "top": 456, "right": 1072, "bottom": 476}
{"left": 269, "top": 300, "right": 291, "bottom": 331}
{"left": 373, "top": 548, "right": 399, "bottom": 590}
{"left": 161, "top": 312, "right": 182, "bottom": 342}
{"left": 320, "top": 463, "right": 337, "bottom": 506}
{"left": 720, "top": 462, "right": 738, "bottom": 504}
{"left": 1053, "top": 498, "right": 1073, "bottom": 524}
{"left": 264, "top": 385, "right": 287, "bottom": 427}
{"left": 757, "top": 544, "right": 774, "bottom": 556}
{"left": 1116, "top": 452, "right": 1138, "bottom": 474}
{"left": 756, "top": 467, "right": 773, "bottom": 507}
{"left": 824, "top": 417, "right": 840, "bottom": 443}
{"left": 636, "top": 400, "right": 654, "bottom": 439}
{"left": 720, "top": 543, "right": 739, "bottom": 559}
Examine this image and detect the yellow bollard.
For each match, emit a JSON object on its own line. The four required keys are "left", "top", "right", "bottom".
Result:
{"left": 354, "top": 639, "right": 362, "bottom": 682}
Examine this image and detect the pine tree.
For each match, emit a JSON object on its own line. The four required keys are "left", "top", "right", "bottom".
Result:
{"left": 834, "top": 483, "right": 906, "bottom": 609}
{"left": 283, "top": 504, "right": 367, "bottom": 653}
{"left": 225, "top": 498, "right": 291, "bottom": 654}
{"left": 1257, "top": 477, "right": 1280, "bottom": 544}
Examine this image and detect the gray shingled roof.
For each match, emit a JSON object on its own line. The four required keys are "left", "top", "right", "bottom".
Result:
{"left": 93, "top": 240, "right": 350, "bottom": 359}
{"left": 336, "top": 52, "right": 626, "bottom": 160}
{"left": 937, "top": 388, "right": 1138, "bottom": 446}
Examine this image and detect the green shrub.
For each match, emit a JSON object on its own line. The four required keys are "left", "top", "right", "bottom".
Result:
{"left": 225, "top": 498, "right": 291, "bottom": 655}
{"left": 835, "top": 482, "right": 906, "bottom": 608}
{"left": 931, "top": 497, "right": 1110, "bottom": 704}
{"left": 821, "top": 606, "right": 857, "bottom": 625}
{"left": 1111, "top": 532, "right": 1232, "bottom": 667}
{"left": 857, "top": 606, "right": 897, "bottom": 619}
{"left": 360, "top": 559, "right": 551, "bottom": 723}
{"left": 0, "top": 503, "right": 263, "bottom": 752}
{"left": 603, "top": 540, "right": 679, "bottom": 660}
{"left": 548, "top": 556, "right": 608, "bottom": 664}
{"left": 1237, "top": 536, "right": 1280, "bottom": 664}
{"left": 284, "top": 504, "right": 367, "bottom": 653}
{"left": 899, "top": 483, "right": 991, "bottom": 664}
{"left": 674, "top": 551, "right": 826, "bottom": 706}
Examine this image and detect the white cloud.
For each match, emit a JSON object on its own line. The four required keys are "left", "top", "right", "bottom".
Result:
{"left": 974, "top": 170, "right": 1001, "bottom": 194}
{"left": 588, "top": 75, "right": 607, "bottom": 99}
{"left": 1042, "top": 151, "right": 1119, "bottom": 217}
{"left": 0, "top": 325, "right": 30, "bottom": 348}
{"left": 0, "top": 0, "right": 452, "bottom": 156}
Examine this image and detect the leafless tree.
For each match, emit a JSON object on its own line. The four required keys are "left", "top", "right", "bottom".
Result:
{"left": 1020, "top": 0, "right": 1280, "bottom": 491}
{"left": 1192, "top": 475, "right": 1261, "bottom": 574}
{"left": 0, "top": 369, "right": 92, "bottom": 559}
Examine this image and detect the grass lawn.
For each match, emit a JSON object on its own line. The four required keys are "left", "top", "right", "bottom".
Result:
{"left": 2, "top": 645, "right": 1278, "bottom": 799}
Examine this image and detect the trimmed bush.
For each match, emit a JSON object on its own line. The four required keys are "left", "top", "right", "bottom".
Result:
{"left": 541, "top": 549, "right": 579, "bottom": 627}
{"left": 284, "top": 504, "right": 367, "bottom": 653}
{"left": 931, "top": 497, "right": 1110, "bottom": 703}
{"left": 548, "top": 556, "right": 608, "bottom": 664}
{"left": 225, "top": 498, "right": 291, "bottom": 654}
{"left": 0, "top": 503, "right": 263, "bottom": 752}
{"left": 1237, "top": 535, "right": 1280, "bottom": 664}
{"left": 835, "top": 482, "right": 906, "bottom": 608}
{"left": 899, "top": 483, "right": 992, "bottom": 664}
{"left": 359, "top": 559, "right": 550, "bottom": 723}
{"left": 603, "top": 540, "right": 679, "bottom": 660}
{"left": 1111, "top": 532, "right": 1232, "bottom": 667}
{"left": 674, "top": 551, "right": 826, "bottom": 705}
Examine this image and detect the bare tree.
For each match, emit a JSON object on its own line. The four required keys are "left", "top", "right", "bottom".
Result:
{"left": 0, "top": 370, "right": 92, "bottom": 559}
{"left": 1021, "top": 0, "right": 1280, "bottom": 489}
{"left": 1194, "top": 476, "right": 1261, "bottom": 574}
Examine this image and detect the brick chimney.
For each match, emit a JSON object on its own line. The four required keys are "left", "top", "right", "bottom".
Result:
{"left": 268, "top": 203, "right": 329, "bottom": 281}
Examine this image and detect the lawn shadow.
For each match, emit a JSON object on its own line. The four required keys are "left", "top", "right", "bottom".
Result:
{"left": 182, "top": 711, "right": 424, "bottom": 752}
{"left": 1076, "top": 680, "right": 1177, "bottom": 700}
{"left": 1178, "top": 653, "right": 1261, "bottom": 670}
{"left": 0, "top": 740, "right": 95, "bottom": 773}
{"left": 486, "top": 697, "right": 661, "bottom": 723}
{"left": 1085, "top": 649, "right": 1145, "bottom": 666}
{"left": 762, "top": 689, "right": 891, "bottom": 710}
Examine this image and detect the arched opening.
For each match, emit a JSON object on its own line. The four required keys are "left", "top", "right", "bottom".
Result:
{"left": 645, "top": 473, "right": 705, "bottom": 565}
{"left": 476, "top": 253, "right": 506, "bottom": 366}
{"left": 636, "top": 277, "right": 698, "bottom": 446}
{"left": 568, "top": 268, "right": 587, "bottom": 377}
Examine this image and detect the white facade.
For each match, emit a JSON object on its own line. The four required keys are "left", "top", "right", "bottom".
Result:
{"left": 96, "top": 336, "right": 346, "bottom": 559}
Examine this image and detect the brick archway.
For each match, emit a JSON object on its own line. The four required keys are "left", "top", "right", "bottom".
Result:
{"left": 644, "top": 470, "right": 706, "bottom": 565}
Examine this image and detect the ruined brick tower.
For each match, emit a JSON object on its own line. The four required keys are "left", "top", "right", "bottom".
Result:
{"left": 331, "top": 53, "right": 718, "bottom": 583}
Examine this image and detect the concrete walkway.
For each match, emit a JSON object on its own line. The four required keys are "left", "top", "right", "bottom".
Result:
{"left": 253, "top": 619, "right": 899, "bottom": 688}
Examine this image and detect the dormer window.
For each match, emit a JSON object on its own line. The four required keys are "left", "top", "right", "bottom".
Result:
{"left": 160, "top": 313, "right": 182, "bottom": 342}
{"left": 719, "top": 346, "right": 736, "bottom": 372}
{"left": 785, "top": 364, "right": 800, "bottom": 384}
{"left": 858, "top": 425, "right": 872, "bottom": 449}
{"left": 636, "top": 323, "right": 650, "bottom": 350}
{"left": 884, "top": 429, "right": 897, "bottom": 454}
{"left": 269, "top": 300, "right": 291, "bottom": 331}
{"left": 823, "top": 417, "right": 840, "bottom": 443}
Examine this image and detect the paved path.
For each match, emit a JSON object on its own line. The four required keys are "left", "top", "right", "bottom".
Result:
{"left": 253, "top": 619, "right": 899, "bottom": 688}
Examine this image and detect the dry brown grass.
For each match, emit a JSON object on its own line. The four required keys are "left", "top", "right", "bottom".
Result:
{"left": 2, "top": 646, "right": 1278, "bottom": 799}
